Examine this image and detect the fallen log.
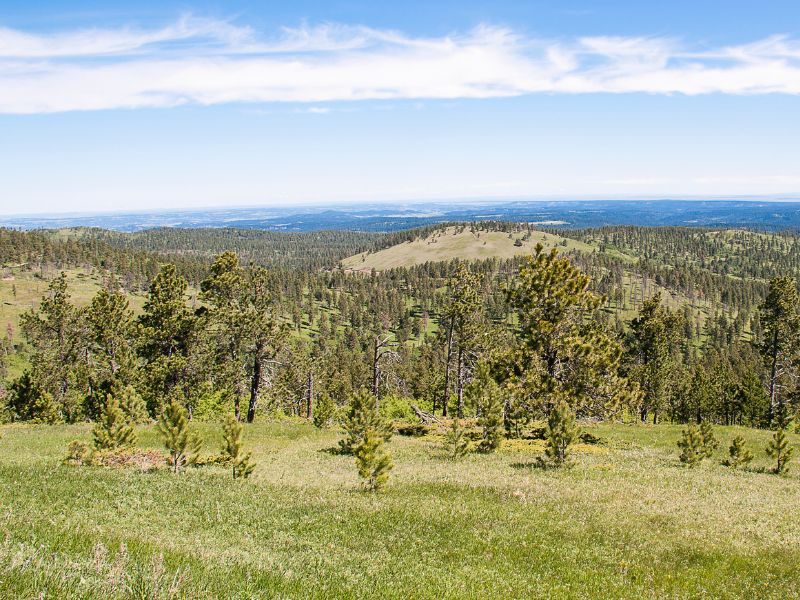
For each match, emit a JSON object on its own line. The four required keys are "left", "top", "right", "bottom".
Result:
{"left": 411, "top": 404, "right": 440, "bottom": 425}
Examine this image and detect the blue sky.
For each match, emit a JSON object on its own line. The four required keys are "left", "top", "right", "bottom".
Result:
{"left": 1, "top": 0, "right": 799, "bottom": 215}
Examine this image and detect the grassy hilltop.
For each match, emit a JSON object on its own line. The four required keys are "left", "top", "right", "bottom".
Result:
{"left": 1, "top": 420, "right": 799, "bottom": 599}
{"left": 342, "top": 226, "right": 594, "bottom": 272}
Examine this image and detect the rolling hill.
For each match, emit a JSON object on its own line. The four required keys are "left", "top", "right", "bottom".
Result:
{"left": 341, "top": 226, "right": 595, "bottom": 272}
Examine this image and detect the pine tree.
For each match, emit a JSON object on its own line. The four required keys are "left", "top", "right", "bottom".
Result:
{"left": 29, "top": 391, "right": 60, "bottom": 424}
{"left": 444, "top": 418, "right": 470, "bottom": 459}
{"left": 220, "top": 415, "right": 255, "bottom": 479}
{"left": 93, "top": 394, "right": 136, "bottom": 450}
{"left": 766, "top": 407, "right": 794, "bottom": 475}
{"left": 477, "top": 379, "right": 504, "bottom": 453}
{"left": 504, "top": 245, "right": 637, "bottom": 420}
{"left": 84, "top": 285, "right": 136, "bottom": 416}
{"left": 759, "top": 277, "right": 800, "bottom": 424}
{"left": 19, "top": 273, "right": 86, "bottom": 421}
{"left": 354, "top": 426, "right": 393, "bottom": 491}
{"left": 312, "top": 391, "right": 336, "bottom": 428}
{"left": 724, "top": 435, "right": 753, "bottom": 468}
{"left": 116, "top": 384, "right": 149, "bottom": 424}
{"left": 137, "top": 265, "right": 196, "bottom": 414}
{"left": 544, "top": 399, "right": 580, "bottom": 465}
{"left": 678, "top": 424, "right": 705, "bottom": 467}
{"left": 698, "top": 421, "right": 719, "bottom": 458}
{"left": 157, "top": 397, "right": 202, "bottom": 474}
{"left": 627, "top": 293, "right": 684, "bottom": 423}
{"left": 339, "top": 389, "right": 393, "bottom": 455}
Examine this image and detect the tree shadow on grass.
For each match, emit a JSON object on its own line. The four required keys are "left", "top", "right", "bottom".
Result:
{"left": 509, "top": 457, "right": 564, "bottom": 471}
{"left": 319, "top": 445, "right": 349, "bottom": 456}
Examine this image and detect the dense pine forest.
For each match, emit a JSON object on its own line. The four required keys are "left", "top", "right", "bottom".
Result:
{"left": 2, "top": 222, "right": 799, "bottom": 429}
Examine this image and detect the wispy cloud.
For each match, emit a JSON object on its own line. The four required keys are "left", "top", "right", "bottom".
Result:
{"left": 1, "top": 16, "right": 800, "bottom": 113}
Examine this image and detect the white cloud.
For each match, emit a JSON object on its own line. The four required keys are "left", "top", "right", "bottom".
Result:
{"left": 1, "top": 17, "right": 800, "bottom": 113}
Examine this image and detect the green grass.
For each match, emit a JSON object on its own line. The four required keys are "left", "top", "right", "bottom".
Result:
{"left": 1, "top": 420, "right": 798, "bottom": 598}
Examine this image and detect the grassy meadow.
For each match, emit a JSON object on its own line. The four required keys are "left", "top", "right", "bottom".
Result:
{"left": 1, "top": 420, "right": 798, "bottom": 598}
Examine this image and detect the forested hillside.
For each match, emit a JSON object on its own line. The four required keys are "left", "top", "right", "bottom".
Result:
{"left": 3, "top": 221, "right": 800, "bottom": 428}
{"left": 3, "top": 221, "right": 800, "bottom": 598}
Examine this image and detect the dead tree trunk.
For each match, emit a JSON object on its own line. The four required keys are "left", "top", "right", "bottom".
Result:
{"left": 371, "top": 335, "right": 396, "bottom": 409}
{"left": 247, "top": 341, "right": 264, "bottom": 423}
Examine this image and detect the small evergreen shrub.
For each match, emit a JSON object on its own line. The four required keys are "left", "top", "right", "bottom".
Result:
{"left": 698, "top": 421, "right": 719, "bottom": 458}
{"left": 354, "top": 427, "right": 393, "bottom": 491}
{"left": 220, "top": 415, "right": 256, "bottom": 479}
{"left": 93, "top": 394, "right": 136, "bottom": 450}
{"left": 312, "top": 392, "right": 336, "bottom": 428}
{"left": 443, "top": 418, "right": 470, "bottom": 460}
{"left": 543, "top": 400, "right": 580, "bottom": 466}
{"left": 477, "top": 381, "right": 504, "bottom": 453}
{"left": 65, "top": 440, "right": 93, "bottom": 466}
{"left": 157, "top": 398, "right": 202, "bottom": 474}
{"left": 395, "top": 422, "right": 433, "bottom": 437}
{"left": 339, "top": 389, "right": 393, "bottom": 455}
{"left": 678, "top": 424, "right": 705, "bottom": 467}
{"left": 766, "top": 408, "right": 794, "bottom": 475}
{"left": 116, "top": 385, "right": 149, "bottom": 424}
{"left": 30, "top": 391, "right": 60, "bottom": 424}
{"left": 723, "top": 435, "right": 753, "bottom": 468}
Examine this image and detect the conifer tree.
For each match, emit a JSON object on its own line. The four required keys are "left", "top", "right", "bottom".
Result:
{"left": 339, "top": 389, "right": 393, "bottom": 455}
{"left": 137, "top": 265, "right": 196, "bottom": 414}
{"left": 29, "top": 391, "right": 60, "bottom": 424}
{"left": 477, "top": 379, "right": 504, "bottom": 453}
{"left": 93, "top": 394, "right": 136, "bottom": 450}
{"left": 116, "top": 384, "right": 149, "bottom": 424}
{"left": 766, "top": 407, "right": 794, "bottom": 475}
{"left": 678, "top": 424, "right": 705, "bottom": 467}
{"left": 724, "top": 435, "right": 753, "bottom": 468}
{"left": 220, "top": 415, "right": 255, "bottom": 479}
{"left": 440, "top": 264, "right": 485, "bottom": 417}
{"left": 157, "top": 397, "right": 202, "bottom": 474}
{"left": 504, "top": 245, "right": 636, "bottom": 420}
{"left": 84, "top": 284, "right": 136, "bottom": 416}
{"left": 627, "top": 294, "right": 684, "bottom": 423}
{"left": 312, "top": 392, "right": 336, "bottom": 428}
{"left": 759, "top": 277, "right": 800, "bottom": 424}
{"left": 19, "top": 273, "right": 86, "bottom": 421}
{"left": 698, "top": 421, "right": 719, "bottom": 458}
{"left": 354, "top": 426, "right": 393, "bottom": 492}
{"left": 544, "top": 399, "right": 580, "bottom": 465}
{"left": 444, "top": 418, "right": 470, "bottom": 460}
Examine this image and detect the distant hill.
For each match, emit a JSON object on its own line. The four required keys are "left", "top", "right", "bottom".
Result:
{"left": 341, "top": 226, "right": 595, "bottom": 272}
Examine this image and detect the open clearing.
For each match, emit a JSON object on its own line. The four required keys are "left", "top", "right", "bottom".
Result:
{"left": 1, "top": 421, "right": 798, "bottom": 598}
